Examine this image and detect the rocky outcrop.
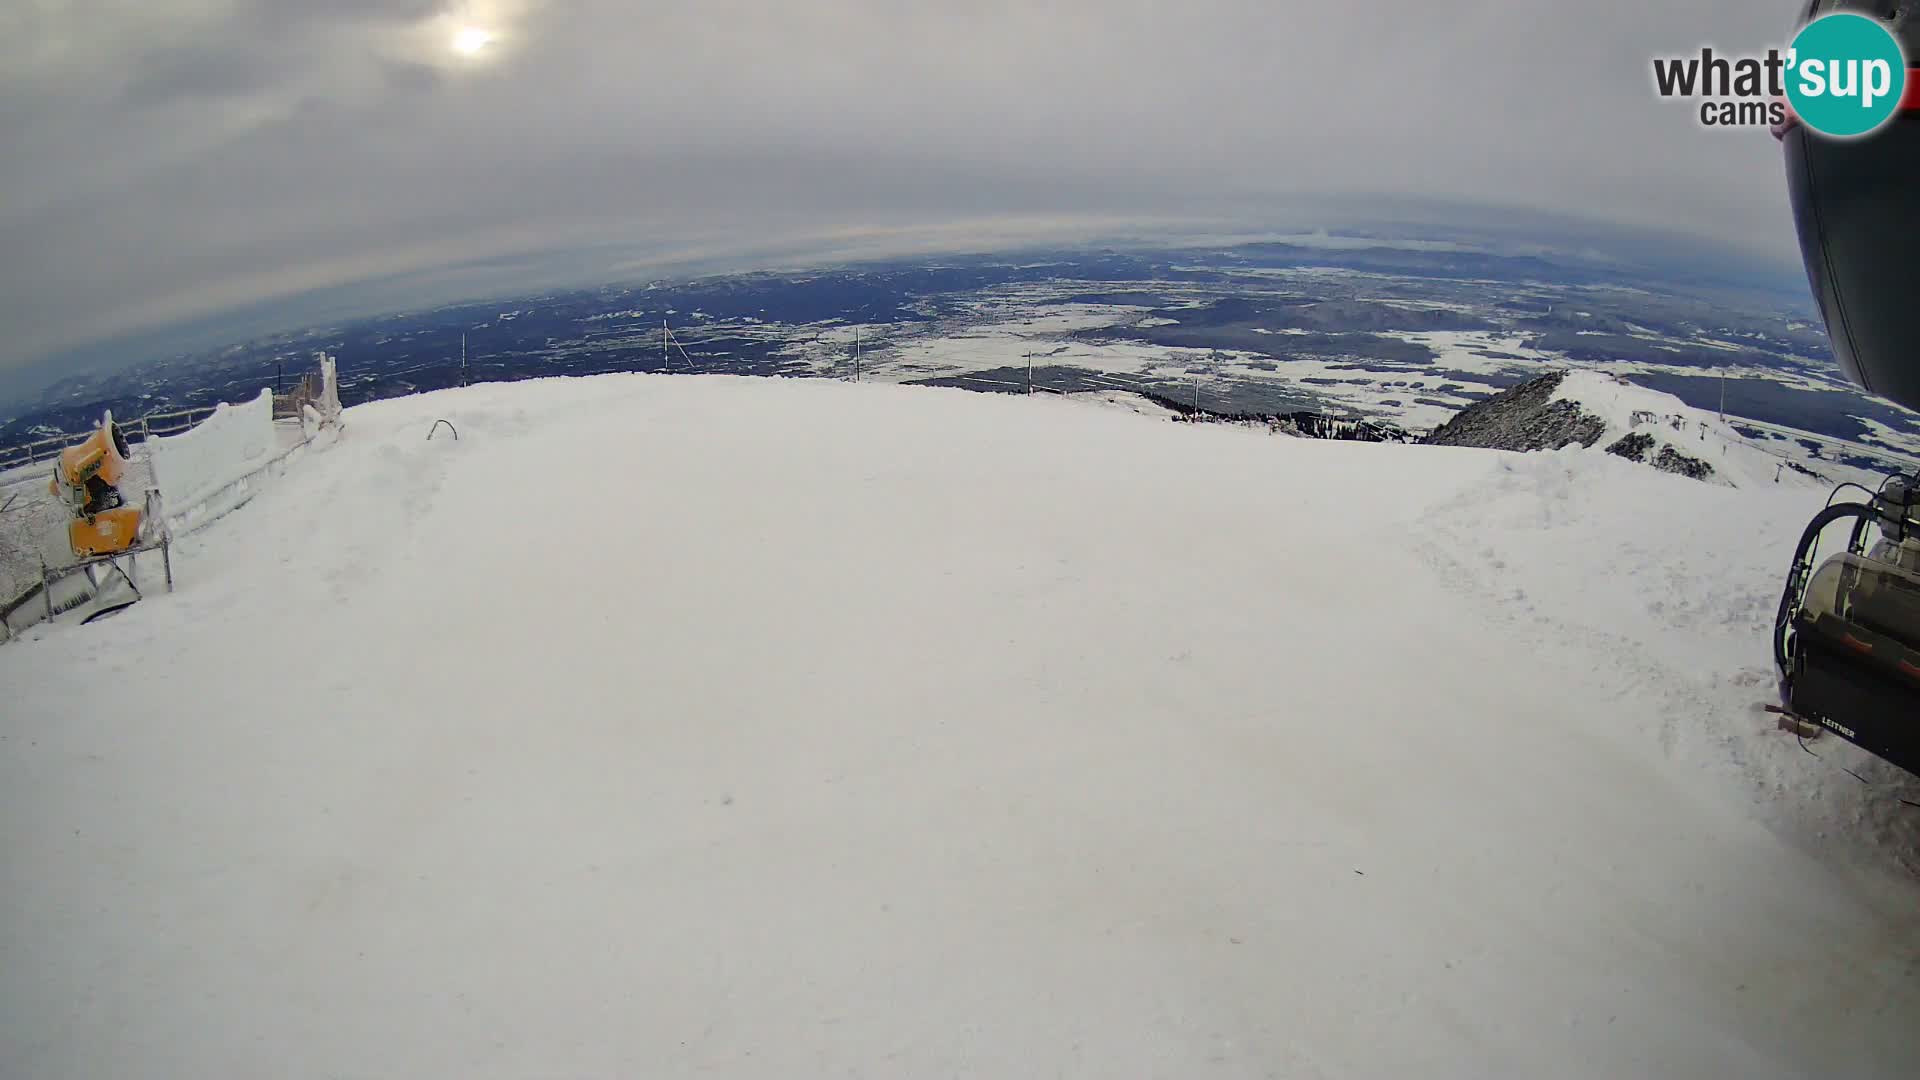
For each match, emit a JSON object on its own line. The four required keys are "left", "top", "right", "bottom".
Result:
{"left": 1421, "top": 373, "right": 1606, "bottom": 452}
{"left": 1653, "top": 446, "right": 1715, "bottom": 481}
{"left": 1422, "top": 370, "right": 1718, "bottom": 483}
{"left": 1606, "top": 431, "right": 1656, "bottom": 462}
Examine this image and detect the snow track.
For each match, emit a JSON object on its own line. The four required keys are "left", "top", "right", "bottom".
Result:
{"left": 2, "top": 374, "right": 1916, "bottom": 1078}
{"left": 1415, "top": 448, "right": 1920, "bottom": 869}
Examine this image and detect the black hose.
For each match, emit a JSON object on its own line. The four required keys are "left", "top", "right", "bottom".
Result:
{"left": 1828, "top": 482, "right": 1879, "bottom": 508}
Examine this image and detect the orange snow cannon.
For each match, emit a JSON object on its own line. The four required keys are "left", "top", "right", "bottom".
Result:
{"left": 48, "top": 418, "right": 145, "bottom": 557}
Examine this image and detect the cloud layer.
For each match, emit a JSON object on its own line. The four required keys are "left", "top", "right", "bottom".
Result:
{"left": 2, "top": 1, "right": 1806, "bottom": 373}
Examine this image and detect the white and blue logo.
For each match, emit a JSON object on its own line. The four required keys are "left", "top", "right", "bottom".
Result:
{"left": 1652, "top": 12, "right": 1907, "bottom": 137}
{"left": 1786, "top": 12, "right": 1906, "bottom": 137}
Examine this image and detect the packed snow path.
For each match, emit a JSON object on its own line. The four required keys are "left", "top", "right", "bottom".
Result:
{"left": 3, "top": 375, "right": 1916, "bottom": 1078}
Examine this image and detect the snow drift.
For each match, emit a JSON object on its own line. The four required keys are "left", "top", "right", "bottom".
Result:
{"left": 2, "top": 374, "right": 1917, "bottom": 1078}
{"left": 147, "top": 387, "right": 277, "bottom": 512}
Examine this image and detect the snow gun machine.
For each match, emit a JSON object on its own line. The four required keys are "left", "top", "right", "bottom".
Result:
{"left": 39, "top": 414, "right": 168, "bottom": 625}
{"left": 1773, "top": 1, "right": 1920, "bottom": 778}
{"left": 49, "top": 416, "right": 146, "bottom": 558}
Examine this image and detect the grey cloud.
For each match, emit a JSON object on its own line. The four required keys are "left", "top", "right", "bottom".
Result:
{"left": 2, "top": 0, "right": 1818, "bottom": 383}
{"left": 115, "top": 1, "right": 448, "bottom": 106}
{"left": 380, "top": 60, "right": 447, "bottom": 96}
{"left": 119, "top": 45, "right": 281, "bottom": 106}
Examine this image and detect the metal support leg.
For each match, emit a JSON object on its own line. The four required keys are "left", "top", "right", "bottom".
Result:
{"left": 114, "top": 555, "right": 141, "bottom": 602}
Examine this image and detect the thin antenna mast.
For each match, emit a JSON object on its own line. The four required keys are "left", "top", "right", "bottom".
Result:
{"left": 664, "top": 324, "right": 696, "bottom": 371}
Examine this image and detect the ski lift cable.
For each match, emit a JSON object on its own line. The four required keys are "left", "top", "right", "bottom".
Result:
{"left": 1733, "top": 416, "right": 1920, "bottom": 475}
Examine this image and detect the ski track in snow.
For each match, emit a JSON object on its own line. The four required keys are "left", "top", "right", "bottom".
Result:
{"left": 1413, "top": 449, "right": 1920, "bottom": 870}
{"left": 2, "top": 374, "right": 1917, "bottom": 1079}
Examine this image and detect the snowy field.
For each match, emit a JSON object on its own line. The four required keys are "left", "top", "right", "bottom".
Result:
{"left": 3, "top": 374, "right": 1917, "bottom": 1077}
{"left": 732, "top": 273, "right": 1916, "bottom": 467}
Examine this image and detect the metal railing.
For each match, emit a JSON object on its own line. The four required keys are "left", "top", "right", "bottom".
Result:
{"left": 137, "top": 406, "right": 221, "bottom": 440}
{"left": 0, "top": 405, "right": 223, "bottom": 473}
{"left": 0, "top": 434, "right": 77, "bottom": 473}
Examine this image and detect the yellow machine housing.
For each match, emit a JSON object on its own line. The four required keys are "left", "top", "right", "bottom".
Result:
{"left": 48, "top": 419, "right": 145, "bottom": 557}
{"left": 67, "top": 507, "right": 145, "bottom": 558}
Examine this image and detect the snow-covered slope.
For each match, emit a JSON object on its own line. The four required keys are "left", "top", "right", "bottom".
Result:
{"left": 1551, "top": 370, "right": 1824, "bottom": 488}
{"left": 1426, "top": 369, "right": 1889, "bottom": 490}
{"left": 2, "top": 375, "right": 1917, "bottom": 1078}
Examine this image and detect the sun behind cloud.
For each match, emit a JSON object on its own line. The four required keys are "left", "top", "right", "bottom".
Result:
{"left": 451, "top": 26, "right": 495, "bottom": 57}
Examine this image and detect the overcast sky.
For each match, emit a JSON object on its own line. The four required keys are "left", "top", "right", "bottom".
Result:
{"left": 3, "top": 1, "right": 1807, "bottom": 379}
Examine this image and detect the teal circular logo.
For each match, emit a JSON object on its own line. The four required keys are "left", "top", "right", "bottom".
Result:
{"left": 1787, "top": 13, "right": 1907, "bottom": 138}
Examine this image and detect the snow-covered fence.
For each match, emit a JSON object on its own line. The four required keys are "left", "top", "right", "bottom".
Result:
{"left": 147, "top": 388, "right": 278, "bottom": 515}
{"left": 158, "top": 429, "right": 324, "bottom": 539}
{"left": 318, "top": 353, "right": 342, "bottom": 422}
{"left": 149, "top": 396, "right": 350, "bottom": 540}
{"left": 271, "top": 353, "right": 344, "bottom": 423}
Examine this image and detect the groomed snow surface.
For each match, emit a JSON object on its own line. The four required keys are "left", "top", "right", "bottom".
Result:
{"left": 3, "top": 374, "right": 1917, "bottom": 1078}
